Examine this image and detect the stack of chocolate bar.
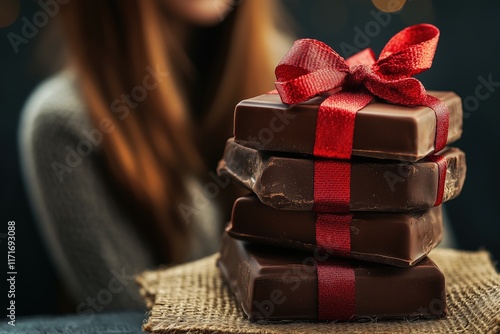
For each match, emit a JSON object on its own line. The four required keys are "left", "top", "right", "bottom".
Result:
{"left": 216, "top": 90, "right": 466, "bottom": 322}
{"left": 216, "top": 24, "right": 467, "bottom": 322}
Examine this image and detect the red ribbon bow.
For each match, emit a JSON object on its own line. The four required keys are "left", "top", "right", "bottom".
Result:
{"left": 275, "top": 23, "right": 449, "bottom": 159}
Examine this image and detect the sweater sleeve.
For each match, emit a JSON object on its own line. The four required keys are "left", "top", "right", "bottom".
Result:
{"left": 19, "top": 73, "right": 156, "bottom": 312}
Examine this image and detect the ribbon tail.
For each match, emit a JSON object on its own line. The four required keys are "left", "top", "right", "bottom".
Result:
{"left": 423, "top": 95, "right": 449, "bottom": 153}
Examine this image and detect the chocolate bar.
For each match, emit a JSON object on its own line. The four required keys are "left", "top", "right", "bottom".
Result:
{"left": 227, "top": 196, "right": 443, "bottom": 267}
{"left": 233, "top": 91, "right": 462, "bottom": 162}
{"left": 217, "top": 234, "right": 446, "bottom": 321}
{"left": 217, "top": 139, "right": 466, "bottom": 212}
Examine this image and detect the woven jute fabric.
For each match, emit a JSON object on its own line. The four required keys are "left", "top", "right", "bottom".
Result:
{"left": 136, "top": 249, "right": 500, "bottom": 334}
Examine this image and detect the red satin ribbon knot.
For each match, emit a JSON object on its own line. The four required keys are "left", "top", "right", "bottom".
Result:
{"left": 275, "top": 23, "right": 449, "bottom": 159}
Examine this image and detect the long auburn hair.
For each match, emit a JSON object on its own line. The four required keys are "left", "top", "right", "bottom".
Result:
{"left": 59, "top": 1, "right": 288, "bottom": 263}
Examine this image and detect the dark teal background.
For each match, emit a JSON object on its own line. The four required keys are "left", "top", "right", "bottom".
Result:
{"left": 1, "top": 0, "right": 499, "bottom": 317}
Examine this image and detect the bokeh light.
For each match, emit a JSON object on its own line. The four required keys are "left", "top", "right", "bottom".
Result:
{"left": 371, "top": 0, "right": 406, "bottom": 13}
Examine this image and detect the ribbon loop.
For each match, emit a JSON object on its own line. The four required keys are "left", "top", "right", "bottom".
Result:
{"left": 276, "top": 39, "right": 349, "bottom": 78}
{"left": 377, "top": 23, "right": 440, "bottom": 79}
{"left": 275, "top": 39, "right": 349, "bottom": 104}
{"left": 275, "top": 69, "right": 346, "bottom": 104}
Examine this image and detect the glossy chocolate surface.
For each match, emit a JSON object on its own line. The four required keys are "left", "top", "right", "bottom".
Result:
{"left": 217, "top": 234, "right": 446, "bottom": 321}
{"left": 217, "top": 139, "right": 466, "bottom": 212}
{"left": 234, "top": 91, "right": 462, "bottom": 162}
{"left": 228, "top": 196, "right": 443, "bottom": 266}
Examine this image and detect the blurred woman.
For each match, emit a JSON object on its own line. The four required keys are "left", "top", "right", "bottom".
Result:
{"left": 20, "top": 0, "right": 290, "bottom": 310}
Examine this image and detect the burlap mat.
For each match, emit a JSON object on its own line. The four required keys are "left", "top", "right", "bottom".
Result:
{"left": 136, "top": 249, "right": 500, "bottom": 333}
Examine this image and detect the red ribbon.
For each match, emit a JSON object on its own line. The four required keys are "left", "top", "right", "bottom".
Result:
{"left": 316, "top": 213, "right": 352, "bottom": 257}
{"left": 313, "top": 161, "right": 350, "bottom": 212}
{"left": 317, "top": 260, "right": 355, "bottom": 321}
{"left": 275, "top": 23, "right": 449, "bottom": 159}
{"left": 313, "top": 154, "right": 447, "bottom": 320}
{"left": 426, "top": 154, "right": 448, "bottom": 206}
{"left": 316, "top": 212, "right": 354, "bottom": 320}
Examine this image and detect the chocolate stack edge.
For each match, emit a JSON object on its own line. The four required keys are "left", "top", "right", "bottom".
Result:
{"left": 217, "top": 139, "right": 466, "bottom": 212}
{"left": 234, "top": 91, "right": 462, "bottom": 161}
{"left": 217, "top": 234, "right": 446, "bottom": 321}
{"left": 227, "top": 196, "right": 443, "bottom": 267}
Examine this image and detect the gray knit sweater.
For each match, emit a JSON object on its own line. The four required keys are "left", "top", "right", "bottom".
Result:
{"left": 19, "top": 71, "right": 221, "bottom": 311}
